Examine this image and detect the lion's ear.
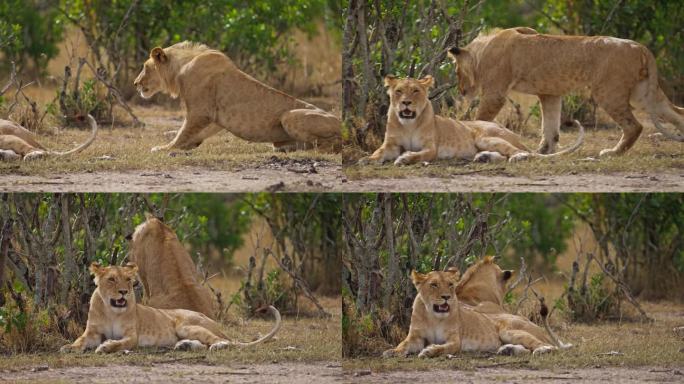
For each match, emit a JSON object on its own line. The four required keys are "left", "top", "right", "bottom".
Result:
{"left": 150, "top": 47, "right": 168, "bottom": 64}
{"left": 418, "top": 75, "right": 435, "bottom": 89}
{"left": 447, "top": 46, "right": 467, "bottom": 61}
{"left": 445, "top": 266, "right": 461, "bottom": 281}
{"left": 411, "top": 270, "right": 427, "bottom": 286}
{"left": 89, "top": 262, "right": 103, "bottom": 285}
{"left": 123, "top": 262, "right": 139, "bottom": 275}
{"left": 384, "top": 75, "right": 398, "bottom": 88}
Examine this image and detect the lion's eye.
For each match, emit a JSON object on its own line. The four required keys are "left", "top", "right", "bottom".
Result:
{"left": 448, "top": 283, "right": 454, "bottom": 288}
{"left": 108, "top": 277, "right": 115, "bottom": 283}
{"left": 395, "top": 90, "right": 402, "bottom": 95}
{"left": 413, "top": 89, "right": 419, "bottom": 94}
{"left": 126, "top": 278, "right": 131, "bottom": 282}
{"left": 430, "top": 283, "right": 438, "bottom": 289}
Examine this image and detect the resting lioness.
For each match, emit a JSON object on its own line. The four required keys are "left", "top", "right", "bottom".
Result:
{"left": 358, "top": 75, "right": 583, "bottom": 166}
{"left": 0, "top": 115, "right": 98, "bottom": 161}
{"left": 448, "top": 27, "right": 684, "bottom": 156}
{"left": 133, "top": 41, "right": 341, "bottom": 153}
{"left": 60, "top": 262, "right": 281, "bottom": 353}
{"left": 383, "top": 269, "right": 567, "bottom": 358}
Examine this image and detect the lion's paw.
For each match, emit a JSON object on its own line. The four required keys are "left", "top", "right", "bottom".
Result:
{"left": 393, "top": 154, "right": 412, "bottom": 166}
{"left": 59, "top": 344, "right": 80, "bottom": 354}
{"left": 599, "top": 148, "right": 618, "bottom": 157}
{"left": 474, "top": 151, "right": 505, "bottom": 163}
{"left": 23, "top": 150, "right": 46, "bottom": 161}
{"left": 151, "top": 145, "right": 167, "bottom": 153}
{"left": 0, "top": 149, "right": 20, "bottom": 161}
{"left": 497, "top": 344, "right": 530, "bottom": 356}
{"left": 174, "top": 339, "right": 207, "bottom": 351}
{"left": 508, "top": 152, "right": 530, "bottom": 163}
{"left": 208, "top": 341, "right": 231, "bottom": 352}
{"left": 417, "top": 345, "right": 440, "bottom": 358}
{"left": 532, "top": 345, "right": 557, "bottom": 356}
{"left": 95, "top": 341, "right": 115, "bottom": 354}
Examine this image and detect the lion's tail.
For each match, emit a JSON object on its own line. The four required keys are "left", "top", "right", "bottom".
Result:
{"left": 534, "top": 120, "right": 585, "bottom": 158}
{"left": 539, "top": 299, "right": 573, "bottom": 350}
{"left": 233, "top": 306, "right": 282, "bottom": 347}
{"left": 641, "top": 47, "right": 684, "bottom": 141}
{"left": 51, "top": 114, "right": 99, "bottom": 156}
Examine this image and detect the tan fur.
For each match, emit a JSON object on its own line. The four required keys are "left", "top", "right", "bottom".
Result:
{"left": 133, "top": 42, "right": 341, "bottom": 153}
{"left": 383, "top": 270, "right": 559, "bottom": 358}
{"left": 128, "top": 215, "right": 217, "bottom": 319}
{"left": 358, "top": 75, "right": 583, "bottom": 166}
{"left": 0, "top": 115, "right": 97, "bottom": 161}
{"left": 60, "top": 263, "right": 281, "bottom": 354}
{"left": 456, "top": 256, "right": 513, "bottom": 310}
{"left": 448, "top": 27, "right": 684, "bottom": 156}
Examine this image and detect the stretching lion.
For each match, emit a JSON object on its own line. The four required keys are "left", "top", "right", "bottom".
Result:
{"left": 448, "top": 27, "right": 684, "bottom": 156}
{"left": 127, "top": 214, "right": 217, "bottom": 319}
{"left": 383, "top": 269, "right": 569, "bottom": 358}
{"left": 0, "top": 114, "right": 97, "bottom": 161}
{"left": 133, "top": 42, "right": 341, "bottom": 153}
{"left": 60, "top": 262, "right": 281, "bottom": 353}
{"left": 358, "top": 75, "right": 583, "bottom": 166}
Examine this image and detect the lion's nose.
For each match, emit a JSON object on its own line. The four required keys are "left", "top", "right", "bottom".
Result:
{"left": 402, "top": 100, "right": 412, "bottom": 106}
{"left": 119, "top": 290, "right": 128, "bottom": 296}
{"left": 441, "top": 295, "right": 451, "bottom": 301}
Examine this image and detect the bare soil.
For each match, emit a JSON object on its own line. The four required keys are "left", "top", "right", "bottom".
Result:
{"left": 344, "top": 366, "right": 684, "bottom": 383}
{"left": 0, "top": 362, "right": 344, "bottom": 384}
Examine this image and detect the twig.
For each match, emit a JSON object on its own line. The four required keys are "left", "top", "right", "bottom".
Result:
{"left": 82, "top": 59, "right": 143, "bottom": 127}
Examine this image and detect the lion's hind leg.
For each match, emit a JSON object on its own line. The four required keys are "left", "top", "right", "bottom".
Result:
{"left": 0, "top": 135, "right": 40, "bottom": 159}
{"left": 498, "top": 329, "right": 556, "bottom": 356}
{"left": 475, "top": 136, "right": 527, "bottom": 162}
{"left": 280, "top": 109, "right": 341, "bottom": 152}
{"left": 174, "top": 324, "right": 226, "bottom": 351}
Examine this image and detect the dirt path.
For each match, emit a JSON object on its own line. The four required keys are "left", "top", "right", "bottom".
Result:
{"left": 343, "top": 172, "right": 684, "bottom": 192}
{"left": 3, "top": 169, "right": 684, "bottom": 192}
{"left": 346, "top": 367, "right": 684, "bottom": 383}
{"left": 1, "top": 362, "right": 344, "bottom": 384}
{"left": 0, "top": 162, "right": 347, "bottom": 192}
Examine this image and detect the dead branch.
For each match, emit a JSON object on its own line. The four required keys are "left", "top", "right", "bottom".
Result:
{"left": 82, "top": 59, "right": 143, "bottom": 127}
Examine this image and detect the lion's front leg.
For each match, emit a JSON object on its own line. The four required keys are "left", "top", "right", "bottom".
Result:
{"left": 358, "top": 142, "right": 402, "bottom": 166}
{"left": 95, "top": 334, "right": 137, "bottom": 354}
{"left": 393, "top": 147, "right": 437, "bottom": 166}
{"left": 151, "top": 116, "right": 212, "bottom": 152}
{"left": 60, "top": 329, "right": 102, "bottom": 353}
{"left": 383, "top": 330, "right": 425, "bottom": 358}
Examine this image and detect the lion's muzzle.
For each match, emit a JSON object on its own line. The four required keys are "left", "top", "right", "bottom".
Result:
{"left": 433, "top": 303, "right": 450, "bottom": 313}
{"left": 110, "top": 297, "right": 127, "bottom": 308}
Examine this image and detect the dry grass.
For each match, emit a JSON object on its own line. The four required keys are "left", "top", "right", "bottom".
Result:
{"left": 342, "top": 301, "right": 684, "bottom": 372}
{"left": 0, "top": 105, "right": 339, "bottom": 176}
{"left": 0, "top": 295, "right": 341, "bottom": 371}
{"left": 345, "top": 125, "right": 684, "bottom": 180}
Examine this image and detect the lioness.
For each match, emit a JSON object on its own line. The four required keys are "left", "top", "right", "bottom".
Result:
{"left": 127, "top": 215, "right": 217, "bottom": 319}
{"left": 60, "top": 262, "right": 281, "bottom": 353}
{"left": 383, "top": 269, "right": 565, "bottom": 358}
{"left": 448, "top": 27, "right": 684, "bottom": 156}
{"left": 0, "top": 115, "right": 97, "bottom": 161}
{"left": 358, "top": 75, "right": 583, "bottom": 166}
{"left": 133, "top": 42, "right": 341, "bottom": 153}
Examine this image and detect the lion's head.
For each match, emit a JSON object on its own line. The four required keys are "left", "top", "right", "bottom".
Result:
{"left": 447, "top": 46, "right": 477, "bottom": 99}
{"left": 455, "top": 256, "right": 513, "bottom": 306}
{"left": 90, "top": 262, "right": 138, "bottom": 314}
{"left": 133, "top": 47, "right": 168, "bottom": 99}
{"left": 412, "top": 268, "right": 460, "bottom": 319}
{"left": 384, "top": 75, "right": 434, "bottom": 124}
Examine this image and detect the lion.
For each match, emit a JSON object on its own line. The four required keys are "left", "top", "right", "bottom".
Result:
{"left": 358, "top": 75, "right": 584, "bottom": 166}
{"left": 383, "top": 269, "right": 568, "bottom": 358}
{"left": 127, "top": 214, "right": 217, "bottom": 319}
{"left": 60, "top": 262, "right": 281, "bottom": 354}
{"left": 0, "top": 114, "right": 97, "bottom": 161}
{"left": 448, "top": 27, "right": 684, "bottom": 156}
{"left": 132, "top": 42, "right": 341, "bottom": 153}
{"left": 456, "top": 256, "right": 572, "bottom": 349}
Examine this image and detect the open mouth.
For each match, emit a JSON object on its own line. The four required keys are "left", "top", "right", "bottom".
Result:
{"left": 399, "top": 109, "right": 416, "bottom": 119}
{"left": 433, "top": 303, "right": 450, "bottom": 313}
{"left": 110, "top": 298, "right": 127, "bottom": 308}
